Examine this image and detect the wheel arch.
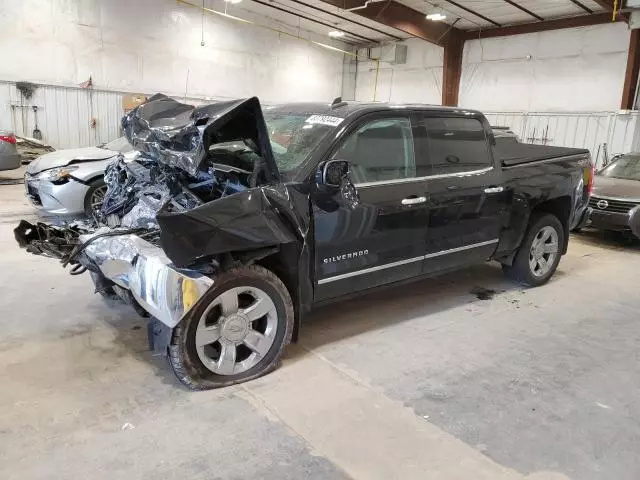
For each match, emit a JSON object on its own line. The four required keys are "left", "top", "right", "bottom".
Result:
{"left": 254, "top": 242, "right": 311, "bottom": 343}
{"left": 497, "top": 194, "right": 572, "bottom": 266}
{"left": 84, "top": 173, "right": 105, "bottom": 185}
{"left": 191, "top": 241, "right": 311, "bottom": 344}
{"left": 531, "top": 196, "right": 571, "bottom": 254}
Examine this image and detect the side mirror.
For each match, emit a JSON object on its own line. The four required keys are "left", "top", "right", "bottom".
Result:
{"left": 317, "top": 160, "right": 349, "bottom": 188}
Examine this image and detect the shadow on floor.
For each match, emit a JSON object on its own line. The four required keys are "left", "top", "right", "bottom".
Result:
{"left": 297, "top": 262, "right": 522, "bottom": 352}
{"left": 91, "top": 260, "right": 524, "bottom": 383}
{"left": 84, "top": 297, "right": 182, "bottom": 388}
{"left": 572, "top": 228, "right": 640, "bottom": 252}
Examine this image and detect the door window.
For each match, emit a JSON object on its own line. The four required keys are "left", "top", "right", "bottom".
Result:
{"left": 331, "top": 117, "right": 415, "bottom": 184}
{"left": 424, "top": 117, "right": 492, "bottom": 175}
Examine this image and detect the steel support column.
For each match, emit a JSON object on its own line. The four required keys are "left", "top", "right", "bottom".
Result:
{"left": 622, "top": 29, "right": 640, "bottom": 110}
{"left": 442, "top": 35, "right": 463, "bottom": 106}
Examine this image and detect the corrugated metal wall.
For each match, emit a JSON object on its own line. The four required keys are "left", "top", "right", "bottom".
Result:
{"left": 2, "top": 80, "right": 640, "bottom": 163}
{"left": 0, "top": 82, "right": 124, "bottom": 150}
{"left": 484, "top": 111, "right": 640, "bottom": 168}
{"left": 0, "top": 81, "right": 212, "bottom": 150}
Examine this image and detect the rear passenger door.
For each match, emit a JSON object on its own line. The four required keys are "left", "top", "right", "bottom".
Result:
{"left": 313, "top": 113, "right": 430, "bottom": 301}
{"left": 418, "top": 115, "right": 506, "bottom": 273}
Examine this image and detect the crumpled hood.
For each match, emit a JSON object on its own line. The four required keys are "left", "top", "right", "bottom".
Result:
{"left": 592, "top": 175, "right": 640, "bottom": 201}
{"left": 122, "top": 94, "right": 279, "bottom": 180}
{"left": 27, "top": 147, "right": 117, "bottom": 174}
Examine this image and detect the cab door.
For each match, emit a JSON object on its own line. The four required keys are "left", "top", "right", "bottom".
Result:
{"left": 313, "top": 113, "right": 430, "bottom": 301}
{"left": 418, "top": 115, "right": 506, "bottom": 273}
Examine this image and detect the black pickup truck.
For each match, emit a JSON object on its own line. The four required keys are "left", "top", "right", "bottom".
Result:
{"left": 15, "top": 96, "right": 593, "bottom": 389}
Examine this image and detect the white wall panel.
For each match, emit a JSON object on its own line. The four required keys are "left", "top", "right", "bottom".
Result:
{"left": 0, "top": 0, "right": 346, "bottom": 149}
{"left": 0, "top": 0, "right": 344, "bottom": 103}
{"left": 355, "top": 39, "right": 444, "bottom": 104}
{"left": 0, "top": 82, "right": 124, "bottom": 149}
{"left": 461, "top": 23, "right": 630, "bottom": 112}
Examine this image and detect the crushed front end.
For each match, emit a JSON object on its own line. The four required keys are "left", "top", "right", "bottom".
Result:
{"left": 15, "top": 94, "right": 307, "bottom": 341}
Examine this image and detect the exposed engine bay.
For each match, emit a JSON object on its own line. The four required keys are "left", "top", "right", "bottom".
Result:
{"left": 14, "top": 94, "right": 309, "bottom": 329}
{"left": 16, "top": 94, "right": 278, "bottom": 260}
{"left": 98, "top": 147, "right": 264, "bottom": 230}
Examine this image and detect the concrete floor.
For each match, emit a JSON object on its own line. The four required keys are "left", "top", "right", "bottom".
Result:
{"left": 1, "top": 180, "right": 639, "bottom": 480}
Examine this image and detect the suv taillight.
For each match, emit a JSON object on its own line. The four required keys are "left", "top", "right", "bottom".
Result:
{"left": 0, "top": 134, "right": 16, "bottom": 145}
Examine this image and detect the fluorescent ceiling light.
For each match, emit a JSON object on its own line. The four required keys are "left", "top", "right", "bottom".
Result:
{"left": 328, "top": 30, "right": 345, "bottom": 38}
{"left": 426, "top": 13, "right": 446, "bottom": 21}
{"left": 224, "top": 0, "right": 243, "bottom": 4}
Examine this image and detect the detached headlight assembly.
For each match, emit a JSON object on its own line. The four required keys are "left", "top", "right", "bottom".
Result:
{"left": 36, "top": 166, "right": 80, "bottom": 183}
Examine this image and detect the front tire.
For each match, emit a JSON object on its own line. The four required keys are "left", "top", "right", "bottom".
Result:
{"left": 169, "top": 265, "right": 294, "bottom": 390}
{"left": 83, "top": 177, "right": 107, "bottom": 218}
{"left": 503, "top": 213, "right": 564, "bottom": 287}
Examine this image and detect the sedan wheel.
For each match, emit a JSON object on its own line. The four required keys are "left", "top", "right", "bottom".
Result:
{"left": 83, "top": 178, "right": 108, "bottom": 218}
{"left": 89, "top": 185, "right": 107, "bottom": 213}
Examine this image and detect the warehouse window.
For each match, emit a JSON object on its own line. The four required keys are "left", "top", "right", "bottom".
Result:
{"left": 424, "top": 117, "right": 492, "bottom": 175}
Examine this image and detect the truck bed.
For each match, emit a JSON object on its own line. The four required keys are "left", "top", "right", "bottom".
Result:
{"left": 495, "top": 142, "right": 589, "bottom": 167}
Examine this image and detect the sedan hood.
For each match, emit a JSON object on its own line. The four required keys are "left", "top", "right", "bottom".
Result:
{"left": 122, "top": 94, "right": 279, "bottom": 180}
{"left": 592, "top": 175, "right": 640, "bottom": 201}
{"left": 27, "top": 147, "right": 117, "bottom": 174}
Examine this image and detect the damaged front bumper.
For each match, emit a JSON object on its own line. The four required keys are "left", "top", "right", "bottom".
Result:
{"left": 81, "top": 233, "right": 214, "bottom": 327}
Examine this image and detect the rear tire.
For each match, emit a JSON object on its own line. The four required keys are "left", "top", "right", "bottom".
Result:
{"left": 502, "top": 213, "right": 564, "bottom": 287}
{"left": 169, "top": 265, "right": 294, "bottom": 390}
{"left": 83, "top": 177, "right": 107, "bottom": 218}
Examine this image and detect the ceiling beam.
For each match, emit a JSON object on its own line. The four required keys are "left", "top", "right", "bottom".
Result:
{"left": 568, "top": 0, "right": 592, "bottom": 14}
{"left": 503, "top": 0, "right": 544, "bottom": 21}
{"left": 591, "top": 0, "right": 615, "bottom": 9}
{"left": 318, "top": 0, "right": 464, "bottom": 46}
{"left": 283, "top": 0, "right": 403, "bottom": 40}
{"left": 464, "top": 12, "right": 623, "bottom": 40}
{"left": 444, "top": 0, "right": 501, "bottom": 27}
{"left": 250, "top": 0, "right": 377, "bottom": 42}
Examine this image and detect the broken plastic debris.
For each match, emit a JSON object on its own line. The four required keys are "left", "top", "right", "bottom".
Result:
{"left": 121, "top": 422, "right": 135, "bottom": 431}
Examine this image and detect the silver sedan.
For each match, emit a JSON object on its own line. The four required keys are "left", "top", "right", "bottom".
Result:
{"left": 25, "top": 137, "right": 136, "bottom": 216}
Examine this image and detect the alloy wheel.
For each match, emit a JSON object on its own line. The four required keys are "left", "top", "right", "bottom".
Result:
{"left": 90, "top": 185, "right": 108, "bottom": 212}
{"left": 195, "top": 286, "right": 278, "bottom": 375}
{"left": 528, "top": 225, "right": 559, "bottom": 277}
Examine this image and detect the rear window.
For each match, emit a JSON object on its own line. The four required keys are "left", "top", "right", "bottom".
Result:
{"left": 424, "top": 117, "right": 492, "bottom": 175}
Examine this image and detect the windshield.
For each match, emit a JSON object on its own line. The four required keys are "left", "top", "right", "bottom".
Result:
{"left": 102, "top": 136, "right": 133, "bottom": 153}
{"left": 264, "top": 113, "right": 337, "bottom": 175}
{"left": 599, "top": 155, "right": 640, "bottom": 181}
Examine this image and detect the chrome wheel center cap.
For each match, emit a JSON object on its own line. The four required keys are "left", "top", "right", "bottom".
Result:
{"left": 221, "top": 314, "right": 249, "bottom": 343}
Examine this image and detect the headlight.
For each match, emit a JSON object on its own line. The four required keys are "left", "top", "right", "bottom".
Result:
{"left": 36, "top": 166, "right": 80, "bottom": 182}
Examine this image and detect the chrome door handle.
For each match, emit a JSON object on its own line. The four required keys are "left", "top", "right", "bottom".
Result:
{"left": 401, "top": 196, "right": 427, "bottom": 205}
{"left": 484, "top": 186, "right": 504, "bottom": 194}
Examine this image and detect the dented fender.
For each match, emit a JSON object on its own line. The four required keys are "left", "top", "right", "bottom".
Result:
{"left": 156, "top": 181, "right": 315, "bottom": 322}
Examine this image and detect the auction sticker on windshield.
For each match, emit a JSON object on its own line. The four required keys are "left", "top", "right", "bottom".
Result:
{"left": 305, "top": 115, "right": 344, "bottom": 127}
